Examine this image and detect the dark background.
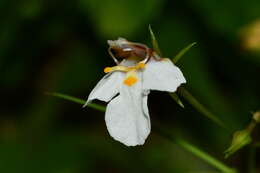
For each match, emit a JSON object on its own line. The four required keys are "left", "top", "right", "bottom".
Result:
{"left": 0, "top": 0, "right": 259, "bottom": 172}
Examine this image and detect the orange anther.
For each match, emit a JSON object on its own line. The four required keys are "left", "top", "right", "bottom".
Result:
{"left": 123, "top": 76, "right": 138, "bottom": 86}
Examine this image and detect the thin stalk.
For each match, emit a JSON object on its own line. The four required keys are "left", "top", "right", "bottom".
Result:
{"left": 175, "top": 137, "right": 236, "bottom": 173}
{"left": 178, "top": 87, "right": 229, "bottom": 131}
{"left": 47, "top": 92, "right": 236, "bottom": 173}
{"left": 155, "top": 126, "right": 237, "bottom": 173}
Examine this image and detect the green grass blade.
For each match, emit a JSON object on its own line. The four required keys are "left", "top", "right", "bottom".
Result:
{"left": 155, "top": 126, "right": 237, "bottom": 173}
{"left": 172, "top": 42, "right": 196, "bottom": 64}
{"left": 174, "top": 137, "right": 237, "bottom": 173}
{"left": 46, "top": 92, "right": 106, "bottom": 112}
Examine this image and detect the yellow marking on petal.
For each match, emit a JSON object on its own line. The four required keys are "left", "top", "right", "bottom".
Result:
{"left": 123, "top": 70, "right": 139, "bottom": 86}
{"left": 124, "top": 76, "right": 138, "bottom": 86}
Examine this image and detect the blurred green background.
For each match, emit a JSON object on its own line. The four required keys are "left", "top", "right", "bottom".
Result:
{"left": 0, "top": 0, "right": 260, "bottom": 172}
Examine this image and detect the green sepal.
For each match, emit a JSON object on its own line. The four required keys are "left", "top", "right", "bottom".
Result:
{"left": 46, "top": 92, "right": 106, "bottom": 112}
{"left": 172, "top": 42, "right": 196, "bottom": 64}
{"left": 149, "top": 24, "right": 162, "bottom": 56}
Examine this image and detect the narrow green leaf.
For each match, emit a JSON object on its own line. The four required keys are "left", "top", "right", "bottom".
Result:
{"left": 149, "top": 24, "right": 162, "bottom": 56}
{"left": 46, "top": 92, "right": 106, "bottom": 112}
{"left": 172, "top": 42, "right": 196, "bottom": 64}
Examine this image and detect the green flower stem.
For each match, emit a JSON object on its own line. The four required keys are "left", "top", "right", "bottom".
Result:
{"left": 155, "top": 126, "right": 237, "bottom": 173}
{"left": 177, "top": 87, "right": 229, "bottom": 131}
{"left": 47, "top": 92, "right": 236, "bottom": 173}
{"left": 174, "top": 137, "right": 237, "bottom": 173}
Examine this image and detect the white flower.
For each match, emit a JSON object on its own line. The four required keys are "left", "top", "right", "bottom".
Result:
{"left": 84, "top": 38, "right": 186, "bottom": 146}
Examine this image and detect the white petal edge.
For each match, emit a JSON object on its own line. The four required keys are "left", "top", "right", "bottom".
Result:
{"left": 105, "top": 73, "right": 151, "bottom": 146}
{"left": 143, "top": 58, "right": 186, "bottom": 92}
{"left": 84, "top": 72, "right": 123, "bottom": 107}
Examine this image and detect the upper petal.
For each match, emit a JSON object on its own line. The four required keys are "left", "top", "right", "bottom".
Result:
{"left": 143, "top": 58, "right": 186, "bottom": 92}
{"left": 84, "top": 72, "right": 123, "bottom": 106}
{"left": 105, "top": 73, "right": 151, "bottom": 146}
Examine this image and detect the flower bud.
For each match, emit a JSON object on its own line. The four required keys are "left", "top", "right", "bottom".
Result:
{"left": 224, "top": 130, "right": 252, "bottom": 158}
{"left": 240, "top": 19, "right": 260, "bottom": 52}
{"left": 253, "top": 111, "right": 260, "bottom": 123}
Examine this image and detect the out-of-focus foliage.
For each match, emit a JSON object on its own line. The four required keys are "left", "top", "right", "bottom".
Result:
{"left": 240, "top": 20, "right": 260, "bottom": 56}
{"left": 0, "top": 0, "right": 259, "bottom": 172}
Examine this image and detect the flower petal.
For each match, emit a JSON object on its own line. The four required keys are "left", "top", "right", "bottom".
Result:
{"left": 143, "top": 58, "right": 186, "bottom": 92}
{"left": 142, "top": 95, "right": 150, "bottom": 130}
{"left": 105, "top": 73, "right": 151, "bottom": 146}
{"left": 84, "top": 72, "right": 123, "bottom": 106}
